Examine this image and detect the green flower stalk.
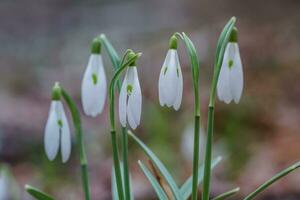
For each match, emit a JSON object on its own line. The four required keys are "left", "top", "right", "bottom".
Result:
{"left": 108, "top": 49, "right": 141, "bottom": 200}
{"left": 172, "top": 32, "right": 201, "bottom": 200}
{"left": 202, "top": 17, "right": 236, "bottom": 200}
{"left": 45, "top": 82, "right": 91, "bottom": 200}
{"left": 99, "top": 34, "right": 134, "bottom": 200}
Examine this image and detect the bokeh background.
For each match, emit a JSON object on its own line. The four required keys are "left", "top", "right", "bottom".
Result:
{"left": 1, "top": 0, "right": 300, "bottom": 199}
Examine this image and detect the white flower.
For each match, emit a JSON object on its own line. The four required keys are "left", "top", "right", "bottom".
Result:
{"left": 217, "top": 42, "right": 243, "bottom": 104}
{"left": 119, "top": 67, "right": 142, "bottom": 130}
{"left": 158, "top": 49, "right": 183, "bottom": 110}
{"left": 81, "top": 54, "right": 107, "bottom": 117}
{"left": 44, "top": 100, "right": 71, "bottom": 163}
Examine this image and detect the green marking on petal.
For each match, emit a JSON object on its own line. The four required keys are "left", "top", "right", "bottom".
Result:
{"left": 92, "top": 73, "right": 98, "bottom": 85}
{"left": 228, "top": 59, "right": 234, "bottom": 69}
{"left": 57, "top": 119, "right": 63, "bottom": 128}
{"left": 127, "top": 84, "right": 133, "bottom": 95}
{"left": 163, "top": 67, "right": 168, "bottom": 75}
{"left": 177, "top": 68, "right": 179, "bottom": 77}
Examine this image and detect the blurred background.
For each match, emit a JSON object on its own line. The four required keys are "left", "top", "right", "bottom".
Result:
{"left": 0, "top": 0, "right": 300, "bottom": 199}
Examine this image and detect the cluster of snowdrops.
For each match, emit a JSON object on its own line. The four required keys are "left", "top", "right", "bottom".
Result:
{"left": 23, "top": 17, "right": 300, "bottom": 200}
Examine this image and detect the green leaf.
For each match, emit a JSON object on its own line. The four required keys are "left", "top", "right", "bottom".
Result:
{"left": 212, "top": 187, "right": 240, "bottom": 200}
{"left": 181, "top": 32, "right": 200, "bottom": 89}
{"left": 99, "top": 34, "right": 122, "bottom": 90}
{"left": 243, "top": 161, "right": 300, "bottom": 200}
{"left": 112, "top": 164, "right": 123, "bottom": 200}
{"left": 25, "top": 185, "right": 54, "bottom": 200}
{"left": 128, "top": 131, "right": 183, "bottom": 200}
{"left": 138, "top": 160, "right": 169, "bottom": 200}
{"left": 179, "top": 156, "right": 222, "bottom": 200}
{"left": 112, "top": 162, "right": 134, "bottom": 200}
{"left": 99, "top": 34, "right": 120, "bottom": 70}
{"left": 214, "top": 17, "right": 236, "bottom": 68}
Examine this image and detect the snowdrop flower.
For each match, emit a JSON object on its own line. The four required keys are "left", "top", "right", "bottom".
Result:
{"left": 159, "top": 35, "right": 183, "bottom": 110}
{"left": 81, "top": 38, "right": 107, "bottom": 117}
{"left": 119, "top": 52, "right": 142, "bottom": 130}
{"left": 217, "top": 28, "right": 243, "bottom": 104}
{"left": 44, "top": 83, "right": 71, "bottom": 163}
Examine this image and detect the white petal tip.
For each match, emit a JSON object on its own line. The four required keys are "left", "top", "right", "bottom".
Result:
{"left": 173, "top": 105, "right": 180, "bottom": 111}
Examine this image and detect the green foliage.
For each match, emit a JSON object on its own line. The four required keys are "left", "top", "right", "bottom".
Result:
{"left": 25, "top": 185, "right": 54, "bottom": 200}
{"left": 138, "top": 161, "right": 169, "bottom": 200}
{"left": 212, "top": 187, "right": 240, "bottom": 200}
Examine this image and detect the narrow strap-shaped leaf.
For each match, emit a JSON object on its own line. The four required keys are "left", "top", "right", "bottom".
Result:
{"left": 128, "top": 131, "right": 183, "bottom": 200}
{"left": 112, "top": 163, "right": 124, "bottom": 200}
{"left": 179, "top": 32, "right": 200, "bottom": 92}
{"left": 25, "top": 185, "right": 54, "bottom": 200}
{"left": 138, "top": 160, "right": 169, "bottom": 200}
{"left": 112, "top": 161, "right": 134, "bottom": 200}
{"left": 180, "top": 156, "right": 222, "bottom": 200}
{"left": 99, "top": 34, "right": 123, "bottom": 91}
{"left": 214, "top": 17, "right": 236, "bottom": 68}
{"left": 212, "top": 187, "right": 240, "bottom": 200}
{"left": 243, "top": 161, "right": 300, "bottom": 200}
{"left": 99, "top": 34, "right": 120, "bottom": 71}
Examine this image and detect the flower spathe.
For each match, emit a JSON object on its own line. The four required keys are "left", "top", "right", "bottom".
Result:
{"left": 44, "top": 100, "right": 71, "bottom": 163}
{"left": 81, "top": 53, "right": 107, "bottom": 117}
{"left": 119, "top": 66, "right": 142, "bottom": 130}
{"left": 217, "top": 42, "right": 243, "bottom": 104}
{"left": 159, "top": 49, "right": 183, "bottom": 110}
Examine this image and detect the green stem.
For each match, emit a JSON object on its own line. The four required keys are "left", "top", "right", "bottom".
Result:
{"left": 243, "top": 161, "right": 300, "bottom": 200}
{"left": 202, "top": 105, "right": 214, "bottom": 200}
{"left": 122, "top": 127, "right": 131, "bottom": 200}
{"left": 111, "top": 130, "right": 124, "bottom": 200}
{"left": 108, "top": 51, "right": 141, "bottom": 200}
{"left": 61, "top": 88, "right": 91, "bottom": 200}
{"left": 100, "top": 35, "right": 131, "bottom": 199}
{"left": 191, "top": 115, "right": 200, "bottom": 200}
{"left": 202, "top": 17, "right": 236, "bottom": 200}
{"left": 175, "top": 32, "right": 201, "bottom": 200}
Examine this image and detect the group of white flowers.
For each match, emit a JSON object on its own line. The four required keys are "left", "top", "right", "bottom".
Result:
{"left": 44, "top": 31, "right": 243, "bottom": 163}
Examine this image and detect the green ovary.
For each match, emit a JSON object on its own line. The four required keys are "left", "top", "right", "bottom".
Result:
{"left": 228, "top": 59, "right": 234, "bottom": 69}
{"left": 127, "top": 84, "right": 133, "bottom": 95}
{"left": 92, "top": 73, "right": 98, "bottom": 85}
{"left": 57, "top": 119, "right": 63, "bottom": 128}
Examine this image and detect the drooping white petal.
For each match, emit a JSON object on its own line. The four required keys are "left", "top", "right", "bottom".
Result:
{"left": 44, "top": 101, "right": 60, "bottom": 161}
{"left": 158, "top": 50, "right": 172, "bottom": 106}
{"left": 158, "top": 67, "right": 166, "bottom": 106}
{"left": 127, "top": 105, "right": 137, "bottom": 130}
{"left": 229, "top": 43, "right": 243, "bottom": 103}
{"left": 161, "top": 50, "right": 179, "bottom": 107}
{"left": 173, "top": 51, "right": 183, "bottom": 110}
{"left": 59, "top": 104, "right": 71, "bottom": 163}
{"left": 119, "top": 70, "right": 129, "bottom": 127}
{"left": 81, "top": 54, "right": 107, "bottom": 117}
{"left": 97, "top": 58, "right": 107, "bottom": 111}
{"left": 127, "top": 67, "right": 142, "bottom": 129}
{"left": 217, "top": 44, "right": 233, "bottom": 104}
